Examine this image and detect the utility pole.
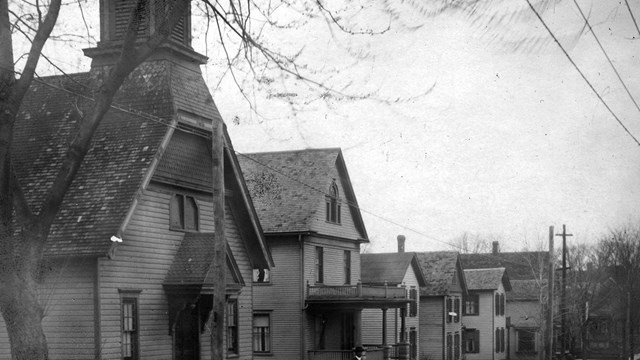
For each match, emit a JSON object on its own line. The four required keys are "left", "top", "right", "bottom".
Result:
{"left": 556, "top": 225, "right": 573, "bottom": 356}
{"left": 546, "top": 226, "right": 555, "bottom": 360}
{"left": 211, "top": 120, "right": 226, "bottom": 359}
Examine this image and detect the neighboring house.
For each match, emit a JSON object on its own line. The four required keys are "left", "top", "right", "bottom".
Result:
{"left": 360, "top": 242, "right": 427, "bottom": 360}
{"left": 0, "top": 1, "right": 273, "bottom": 359}
{"left": 462, "top": 268, "right": 511, "bottom": 360}
{"left": 415, "top": 251, "right": 468, "bottom": 360}
{"left": 239, "top": 149, "right": 412, "bottom": 360}
{"left": 462, "top": 245, "right": 549, "bottom": 360}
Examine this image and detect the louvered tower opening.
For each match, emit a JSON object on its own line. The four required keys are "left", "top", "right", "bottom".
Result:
{"left": 102, "top": 0, "right": 191, "bottom": 49}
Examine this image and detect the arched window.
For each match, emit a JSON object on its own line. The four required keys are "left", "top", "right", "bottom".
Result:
{"left": 325, "top": 181, "right": 341, "bottom": 224}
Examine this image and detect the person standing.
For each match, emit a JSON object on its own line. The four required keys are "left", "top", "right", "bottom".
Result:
{"left": 352, "top": 346, "right": 366, "bottom": 360}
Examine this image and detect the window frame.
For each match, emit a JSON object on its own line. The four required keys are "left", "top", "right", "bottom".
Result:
{"left": 344, "top": 250, "right": 351, "bottom": 285}
{"left": 325, "top": 181, "right": 341, "bottom": 224}
{"left": 227, "top": 299, "right": 239, "bottom": 356}
{"left": 516, "top": 328, "right": 537, "bottom": 353}
{"left": 252, "top": 312, "right": 272, "bottom": 354}
{"left": 463, "top": 293, "right": 479, "bottom": 316}
{"left": 315, "top": 246, "right": 324, "bottom": 284}
{"left": 463, "top": 329, "right": 480, "bottom": 354}
{"left": 119, "top": 290, "right": 141, "bottom": 360}
{"left": 408, "top": 288, "right": 418, "bottom": 317}
{"left": 170, "top": 193, "right": 200, "bottom": 232}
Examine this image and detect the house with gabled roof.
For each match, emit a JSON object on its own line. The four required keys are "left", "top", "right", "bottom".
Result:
{"left": 0, "top": 1, "right": 273, "bottom": 359}
{"left": 462, "top": 244, "right": 549, "bottom": 360}
{"left": 415, "top": 251, "right": 468, "bottom": 360}
{"left": 238, "top": 149, "right": 413, "bottom": 360}
{"left": 463, "top": 268, "right": 511, "bottom": 360}
{"left": 360, "top": 239, "right": 427, "bottom": 359}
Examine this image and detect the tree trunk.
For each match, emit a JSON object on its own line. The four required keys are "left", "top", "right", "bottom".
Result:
{"left": 0, "top": 272, "right": 47, "bottom": 360}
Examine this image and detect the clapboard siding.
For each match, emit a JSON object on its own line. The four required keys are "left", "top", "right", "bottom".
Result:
{"left": 253, "top": 237, "right": 302, "bottom": 360}
{"left": 463, "top": 290, "right": 496, "bottom": 360}
{"left": 420, "top": 296, "right": 444, "bottom": 360}
{"left": 0, "top": 258, "right": 97, "bottom": 360}
{"left": 304, "top": 236, "right": 359, "bottom": 286}
{"left": 309, "top": 173, "right": 362, "bottom": 240}
{"left": 97, "top": 188, "right": 256, "bottom": 360}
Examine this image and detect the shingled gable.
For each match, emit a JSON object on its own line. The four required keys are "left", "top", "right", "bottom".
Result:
{"left": 237, "top": 148, "right": 368, "bottom": 241}
{"left": 361, "top": 252, "right": 427, "bottom": 286}
{"left": 416, "top": 251, "right": 468, "bottom": 296}
{"left": 464, "top": 267, "right": 512, "bottom": 291}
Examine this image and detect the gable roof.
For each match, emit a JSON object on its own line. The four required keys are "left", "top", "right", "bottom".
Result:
{"left": 464, "top": 267, "right": 511, "bottom": 291}
{"left": 361, "top": 252, "right": 427, "bottom": 286}
{"left": 416, "top": 251, "right": 468, "bottom": 296}
{"left": 237, "top": 148, "right": 368, "bottom": 240}
{"left": 461, "top": 251, "right": 549, "bottom": 280}
{"left": 14, "top": 71, "right": 169, "bottom": 257}
{"left": 13, "top": 60, "right": 270, "bottom": 265}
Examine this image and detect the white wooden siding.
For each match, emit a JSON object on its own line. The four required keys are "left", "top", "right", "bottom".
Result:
{"left": 420, "top": 297, "right": 444, "bottom": 360}
{"left": 0, "top": 258, "right": 97, "bottom": 360}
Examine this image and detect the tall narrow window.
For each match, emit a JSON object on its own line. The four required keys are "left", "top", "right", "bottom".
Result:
{"left": 253, "top": 313, "right": 271, "bottom": 353}
{"left": 121, "top": 295, "right": 140, "bottom": 360}
{"left": 495, "top": 293, "right": 500, "bottom": 316}
{"left": 446, "top": 297, "right": 453, "bottom": 323}
{"left": 315, "top": 247, "right": 324, "bottom": 283}
{"left": 325, "top": 181, "right": 341, "bottom": 224}
{"left": 170, "top": 194, "right": 199, "bottom": 231}
{"left": 227, "top": 300, "right": 238, "bottom": 355}
{"left": 446, "top": 333, "right": 453, "bottom": 360}
{"left": 454, "top": 332, "right": 461, "bottom": 360}
{"left": 500, "top": 293, "right": 505, "bottom": 316}
{"left": 344, "top": 250, "right": 351, "bottom": 284}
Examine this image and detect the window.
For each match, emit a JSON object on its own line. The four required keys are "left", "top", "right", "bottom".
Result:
{"left": 454, "top": 297, "right": 460, "bottom": 323}
{"left": 446, "top": 297, "right": 453, "bottom": 323}
{"left": 500, "top": 293, "right": 505, "bottom": 316}
{"left": 463, "top": 294, "right": 479, "bottom": 315}
{"left": 253, "top": 313, "right": 271, "bottom": 353}
{"left": 170, "top": 194, "right": 199, "bottom": 231}
{"left": 495, "top": 293, "right": 500, "bottom": 315}
{"left": 517, "top": 329, "right": 536, "bottom": 353}
{"left": 463, "top": 329, "right": 480, "bottom": 353}
{"left": 409, "top": 288, "right": 418, "bottom": 317}
{"left": 325, "top": 181, "right": 341, "bottom": 224}
{"left": 344, "top": 250, "right": 351, "bottom": 284}
{"left": 315, "top": 247, "right": 324, "bottom": 283}
{"left": 120, "top": 293, "right": 140, "bottom": 360}
{"left": 446, "top": 333, "right": 453, "bottom": 360}
{"left": 253, "top": 268, "right": 270, "bottom": 283}
{"left": 227, "top": 300, "right": 238, "bottom": 355}
{"left": 495, "top": 327, "right": 505, "bottom": 353}
{"left": 454, "top": 332, "right": 461, "bottom": 360}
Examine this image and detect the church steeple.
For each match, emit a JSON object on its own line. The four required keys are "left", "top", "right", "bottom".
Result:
{"left": 84, "top": 0, "right": 206, "bottom": 67}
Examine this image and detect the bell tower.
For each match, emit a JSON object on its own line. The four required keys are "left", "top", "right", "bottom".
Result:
{"left": 84, "top": 0, "right": 207, "bottom": 67}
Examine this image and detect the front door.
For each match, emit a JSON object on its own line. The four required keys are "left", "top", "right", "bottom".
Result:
{"left": 341, "top": 312, "right": 355, "bottom": 350}
{"left": 175, "top": 304, "right": 200, "bottom": 360}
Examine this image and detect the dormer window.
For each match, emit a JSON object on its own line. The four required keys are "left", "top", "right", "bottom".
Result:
{"left": 325, "top": 180, "right": 341, "bottom": 224}
{"left": 170, "top": 194, "right": 199, "bottom": 231}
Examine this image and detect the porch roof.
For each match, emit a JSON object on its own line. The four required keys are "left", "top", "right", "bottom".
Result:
{"left": 305, "top": 283, "right": 410, "bottom": 310}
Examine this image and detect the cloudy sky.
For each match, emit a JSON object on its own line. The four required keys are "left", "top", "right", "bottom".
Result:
{"left": 31, "top": 0, "right": 640, "bottom": 253}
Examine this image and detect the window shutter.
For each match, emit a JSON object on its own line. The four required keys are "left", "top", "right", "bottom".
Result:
{"left": 447, "top": 297, "right": 452, "bottom": 323}
{"left": 474, "top": 330, "right": 480, "bottom": 352}
{"left": 495, "top": 328, "right": 500, "bottom": 353}
{"left": 495, "top": 293, "right": 500, "bottom": 315}
{"left": 409, "top": 288, "right": 418, "bottom": 317}
{"left": 454, "top": 298, "right": 460, "bottom": 323}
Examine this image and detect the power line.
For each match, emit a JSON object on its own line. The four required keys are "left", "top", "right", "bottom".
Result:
{"left": 624, "top": 0, "right": 640, "bottom": 37}
{"left": 524, "top": 0, "right": 640, "bottom": 147}
{"left": 571, "top": 0, "right": 640, "bottom": 116}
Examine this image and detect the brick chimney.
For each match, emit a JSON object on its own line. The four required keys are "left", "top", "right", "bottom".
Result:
{"left": 492, "top": 241, "right": 499, "bottom": 254}
{"left": 397, "top": 235, "right": 406, "bottom": 253}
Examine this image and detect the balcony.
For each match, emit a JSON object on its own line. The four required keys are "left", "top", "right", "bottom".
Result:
{"left": 306, "top": 282, "right": 410, "bottom": 309}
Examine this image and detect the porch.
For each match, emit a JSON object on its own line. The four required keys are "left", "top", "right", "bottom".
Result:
{"left": 305, "top": 282, "right": 413, "bottom": 360}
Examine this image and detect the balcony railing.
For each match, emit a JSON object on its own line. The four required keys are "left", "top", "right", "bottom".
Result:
{"left": 306, "top": 282, "right": 407, "bottom": 300}
{"left": 308, "top": 348, "right": 386, "bottom": 360}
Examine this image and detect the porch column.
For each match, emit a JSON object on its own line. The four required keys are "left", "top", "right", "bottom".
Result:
{"left": 354, "top": 309, "right": 362, "bottom": 346}
{"left": 382, "top": 308, "right": 388, "bottom": 346}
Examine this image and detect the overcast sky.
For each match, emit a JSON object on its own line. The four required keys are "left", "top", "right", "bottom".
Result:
{"left": 33, "top": 0, "right": 640, "bottom": 253}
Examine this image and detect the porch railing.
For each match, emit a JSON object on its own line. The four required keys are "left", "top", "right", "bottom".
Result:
{"left": 308, "top": 348, "right": 386, "bottom": 360}
{"left": 306, "top": 282, "right": 407, "bottom": 300}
